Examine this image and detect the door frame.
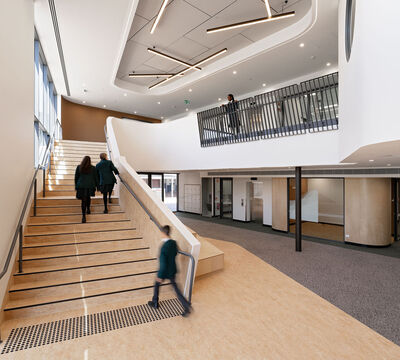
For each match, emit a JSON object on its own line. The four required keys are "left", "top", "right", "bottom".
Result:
{"left": 220, "top": 177, "right": 233, "bottom": 219}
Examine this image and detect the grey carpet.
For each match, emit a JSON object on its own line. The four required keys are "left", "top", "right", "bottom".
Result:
{"left": 177, "top": 213, "right": 400, "bottom": 346}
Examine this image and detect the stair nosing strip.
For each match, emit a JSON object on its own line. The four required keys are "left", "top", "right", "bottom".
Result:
{"left": 23, "top": 227, "right": 137, "bottom": 237}
{"left": 4, "top": 283, "right": 169, "bottom": 312}
{"left": 13, "top": 258, "right": 157, "bottom": 276}
{"left": 22, "top": 247, "right": 150, "bottom": 261}
{"left": 27, "top": 219, "right": 129, "bottom": 227}
{"left": 10, "top": 270, "right": 158, "bottom": 293}
{"left": 23, "top": 237, "right": 143, "bottom": 248}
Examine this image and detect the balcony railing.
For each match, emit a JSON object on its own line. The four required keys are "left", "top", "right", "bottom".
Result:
{"left": 197, "top": 72, "right": 338, "bottom": 147}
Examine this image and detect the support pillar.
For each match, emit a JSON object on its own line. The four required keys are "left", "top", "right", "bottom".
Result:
{"left": 295, "top": 167, "right": 302, "bottom": 252}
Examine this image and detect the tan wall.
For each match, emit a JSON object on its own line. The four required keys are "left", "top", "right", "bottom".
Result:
{"left": 345, "top": 178, "right": 392, "bottom": 246}
{"left": 61, "top": 98, "right": 160, "bottom": 142}
{"left": 272, "top": 178, "right": 288, "bottom": 231}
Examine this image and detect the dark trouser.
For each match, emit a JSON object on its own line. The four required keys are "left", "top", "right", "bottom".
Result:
{"left": 152, "top": 277, "right": 190, "bottom": 311}
{"left": 81, "top": 196, "right": 91, "bottom": 215}
{"left": 102, "top": 191, "right": 112, "bottom": 210}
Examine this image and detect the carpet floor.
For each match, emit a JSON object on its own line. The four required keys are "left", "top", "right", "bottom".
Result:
{"left": 177, "top": 212, "right": 400, "bottom": 346}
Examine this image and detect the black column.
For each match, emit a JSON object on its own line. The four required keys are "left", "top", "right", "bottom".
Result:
{"left": 295, "top": 167, "right": 302, "bottom": 252}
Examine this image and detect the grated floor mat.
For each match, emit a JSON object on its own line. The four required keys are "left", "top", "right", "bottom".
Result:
{"left": 1, "top": 299, "right": 183, "bottom": 354}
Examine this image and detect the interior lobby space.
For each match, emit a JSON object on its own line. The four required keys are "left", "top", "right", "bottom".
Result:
{"left": 2, "top": 0, "right": 400, "bottom": 358}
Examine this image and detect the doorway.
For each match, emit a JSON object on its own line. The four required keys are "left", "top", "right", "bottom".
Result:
{"left": 392, "top": 179, "right": 400, "bottom": 242}
{"left": 248, "top": 181, "right": 263, "bottom": 223}
{"left": 202, "top": 178, "right": 213, "bottom": 217}
{"left": 213, "top": 178, "right": 233, "bottom": 218}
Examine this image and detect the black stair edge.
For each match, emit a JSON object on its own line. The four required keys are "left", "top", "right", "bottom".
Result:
{"left": 23, "top": 237, "right": 143, "bottom": 248}
{"left": 24, "top": 227, "right": 137, "bottom": 238}
{"left": 22, "top": 247, "right": 150, "bottom": 261}
{"left": 10, "top": 270, "right": 158, "bottom": 292}
{"left": 4, "top": 283, "right": 169, "bottom": 312}
{"left": 27, "top": 219, "right": 129, "bottom": 227}
{"left": 13, "top": 258, "right": 157, "bottom": 276}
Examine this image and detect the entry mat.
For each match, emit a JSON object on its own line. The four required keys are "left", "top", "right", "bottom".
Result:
{"left": 1, "top": 298, "right": 183, "bottom": 354}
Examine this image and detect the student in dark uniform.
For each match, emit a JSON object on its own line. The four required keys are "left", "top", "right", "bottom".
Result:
{"left": 148, "top": 225, "right": 191, "bottom": 317}
{"left": 96, "top": 153, "right": 119, "bottom": 214}
{"left": 75, "top": 156, "right": 99, "bottom": 223}
{"left": 222, "top": 94, "right": 240, "bottom": 136}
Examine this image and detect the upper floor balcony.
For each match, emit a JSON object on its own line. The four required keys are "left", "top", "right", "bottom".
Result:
{"left": 197, "top": 72, "right": 338, "bottom": 147}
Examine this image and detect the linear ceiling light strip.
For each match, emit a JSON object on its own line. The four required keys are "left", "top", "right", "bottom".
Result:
{"left": 150, "top": 0, "right": 169, "bottom": 34}
{"left": 206, "top": 11, "right": 295, "bottom": 34}
{"left": 149, "top": 48, "right": 227, "bottom": 90}
{"left": 128, "top": 73, "right": 181, "bottom": 78}
{"left": 48, "top": 0, "right": 70, "bottom": 96}
{"left": 264, "top": 0, "right": 272, "bottom": 18}
{"left": 147, "top": 48, "right": 202, "bottom": 71}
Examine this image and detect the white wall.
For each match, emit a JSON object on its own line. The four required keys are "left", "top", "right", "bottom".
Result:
{"left": 262, "top": 179, "right": 273, "bottom": 226}
{"left": 112, "top": 117, "right": 340, "bottom": 172}
{"left": 338, "top": 0, "right": 400, "bottom": 160}
{"left": 0, "top": 0, "right": 34, "bottom": 303}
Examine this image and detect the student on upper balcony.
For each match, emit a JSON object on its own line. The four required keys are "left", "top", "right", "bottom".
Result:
{"left": 96, "top": 153, "right": 119, "bottom": 214}
{"left": 221, "top": 93, "right": 240, "bottom": 136}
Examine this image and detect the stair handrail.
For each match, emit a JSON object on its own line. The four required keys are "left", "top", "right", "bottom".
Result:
{"left": 0, "top": 121, "right": 61, "bottom": 280}
{"left": 104, "top": 125, "right": 196, "bottom": 303}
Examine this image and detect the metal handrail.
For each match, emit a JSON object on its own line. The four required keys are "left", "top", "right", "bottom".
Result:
{"left": 0, "top": 121, "right": 60, "bottom": 280}
{"left": 104, "top": 125, "right": 196, "bottom": 303}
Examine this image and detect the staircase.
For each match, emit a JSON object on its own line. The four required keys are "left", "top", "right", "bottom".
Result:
{"left": 3, "top": 140, "right": 164, "bottom": 321}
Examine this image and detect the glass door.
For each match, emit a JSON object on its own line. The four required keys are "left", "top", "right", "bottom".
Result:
{"left": 151, "top": 174, "right": 163, "bottom": 200}
{"left": 164, "top": 174, "right": 177, "bottom": 211}
{"left": 221, "top": 178, "right": 233, "bottom": 219}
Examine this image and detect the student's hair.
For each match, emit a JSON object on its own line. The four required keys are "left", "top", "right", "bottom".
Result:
{"left": 161, "top": 225, "right": 170, "bottom": 237}
{"left": 228, "top": 94, "right": 235, "bottom": 101}
{"left": 100, "top": 153, "right": 108, "bottom": 160}
{"left": 80, "top": 156, "right": 92, "bottom": 174}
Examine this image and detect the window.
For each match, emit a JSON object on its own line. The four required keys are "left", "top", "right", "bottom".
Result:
{"left": 34, "top": 37, "right": 60, "bottom": 167}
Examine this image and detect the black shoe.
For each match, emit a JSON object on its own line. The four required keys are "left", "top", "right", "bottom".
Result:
{"left": 109, "top": 198, "right": 112, "bottom": 204}
{"left": 86, "top": 208, "right": 91, "bottom": 214}
{"left": 82, "top": 215, "right": 86, "bottom": 223}
{"left": 181, "top": 308, "right": 191, "bottom": 317}
{"left": 148, "top": 301, "right": 159, "bottom": 309}
{"left": 103, "top": 208, "right": 108, "bottom": 214}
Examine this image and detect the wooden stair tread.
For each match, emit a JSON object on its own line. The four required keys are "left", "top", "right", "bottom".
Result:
{"left": 28, "top": 213, "right": 128, "bottom": 225}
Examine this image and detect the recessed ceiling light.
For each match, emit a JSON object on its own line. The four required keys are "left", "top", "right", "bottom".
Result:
{"left": 387, "top": 164, "right": 391, "bottom": 166}
{"left": 185, "top": 108, "right": 189, "bottom": 111}
{"left": 233, "top": 70, "right": 237, "bottom": 75}
{"left": 161, "top": 116, "right": 164, "bottom": 119}
{"left": 123, "top": 93, "right": 127, "bottom": 96}
{"left": 82, "top": 101, "right": 86, "bottom": 104}
{"left": 103, "top": 105, "right": 106, "bottom": 108}
{"left": 262, "top": 83, "right": 266, "bottom": 87}
{"left": 157, "top": 101, "right": 161, "bottom": 105}
{"left": 134, "top": 111, "right": 137, "bottom": 114}
{"left": 299, "top": 43, "right": 305, "bottom": 48}
{"left": 369, "top": 159, "right": 374, "bottom": 162}
{"left": 189, "top": 88, "right": 192, "bottom": 92}
{"left": 218, "top": 98, "right": 222, "bottom": 101}
{"left": 326, "top": 62, "right": 331, "bottom": 67}
{"left": 82, "top": 83, "right": 86, "bottom": 87}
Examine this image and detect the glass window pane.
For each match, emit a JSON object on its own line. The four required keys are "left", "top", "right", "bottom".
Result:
{"left": 164, "top": 174, "right": 177, "bottom": 212}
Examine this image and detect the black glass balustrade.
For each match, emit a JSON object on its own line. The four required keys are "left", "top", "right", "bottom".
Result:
{"left": 197, "top": 72, "right": 338, "bottom": 147}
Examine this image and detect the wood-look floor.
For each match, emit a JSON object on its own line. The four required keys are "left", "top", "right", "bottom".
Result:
{"left": 1, "top": 238, "right": 399, "bottom": 359}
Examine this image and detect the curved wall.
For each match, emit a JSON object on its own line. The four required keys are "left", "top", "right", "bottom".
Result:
{"left": 338, "top": 0, "right": 400, "bottom": 160}
{"left": 110, "top": 116, "right": 340, "bottom": 172}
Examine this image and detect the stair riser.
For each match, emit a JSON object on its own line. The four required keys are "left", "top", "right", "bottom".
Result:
{"left": 23, "top": 239, "right": 147, "bottom": 257}
{"left": 24, "top": 221, "right": 135, "bottom": 236}
{"left": 9, "top": 274, "right": 157, "bottom": 301}
{"left": 4, "top": 287, "right": 157, "bottom": 321}
{"left": 32, "top": 205, "right": 121, "bottom": 216}
{"left": 23, "top": 229, "right": 139, "bottom": 246}
{"left": 13, "top": 260, "right": 157, "bottom": 285}
{"left": 53, "top": 147, "right": 107, "bottom": 153}
{"left": 36, "top": 198, "right": 118, "bottom": 206}
{"left": 28, "top": 213, "right": 127, "bottom": 225}
{"left": 44, "top": 190, "right": 79, "bottom": 196}
{"left": 46, "top": 185, "right": 75, "bottom": 191}
{"left": 22, "top": 249, "right": 151, "bottom": 268}
{"left": 46, "top": 179, "right": 75, "bottom": 185}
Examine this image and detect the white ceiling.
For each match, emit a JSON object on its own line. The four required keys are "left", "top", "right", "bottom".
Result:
{"left": 118, "top": 0, "right": 312, "bottom": 88}
{"left": 34, "top": 0, "right": 339, "bottom": 120}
